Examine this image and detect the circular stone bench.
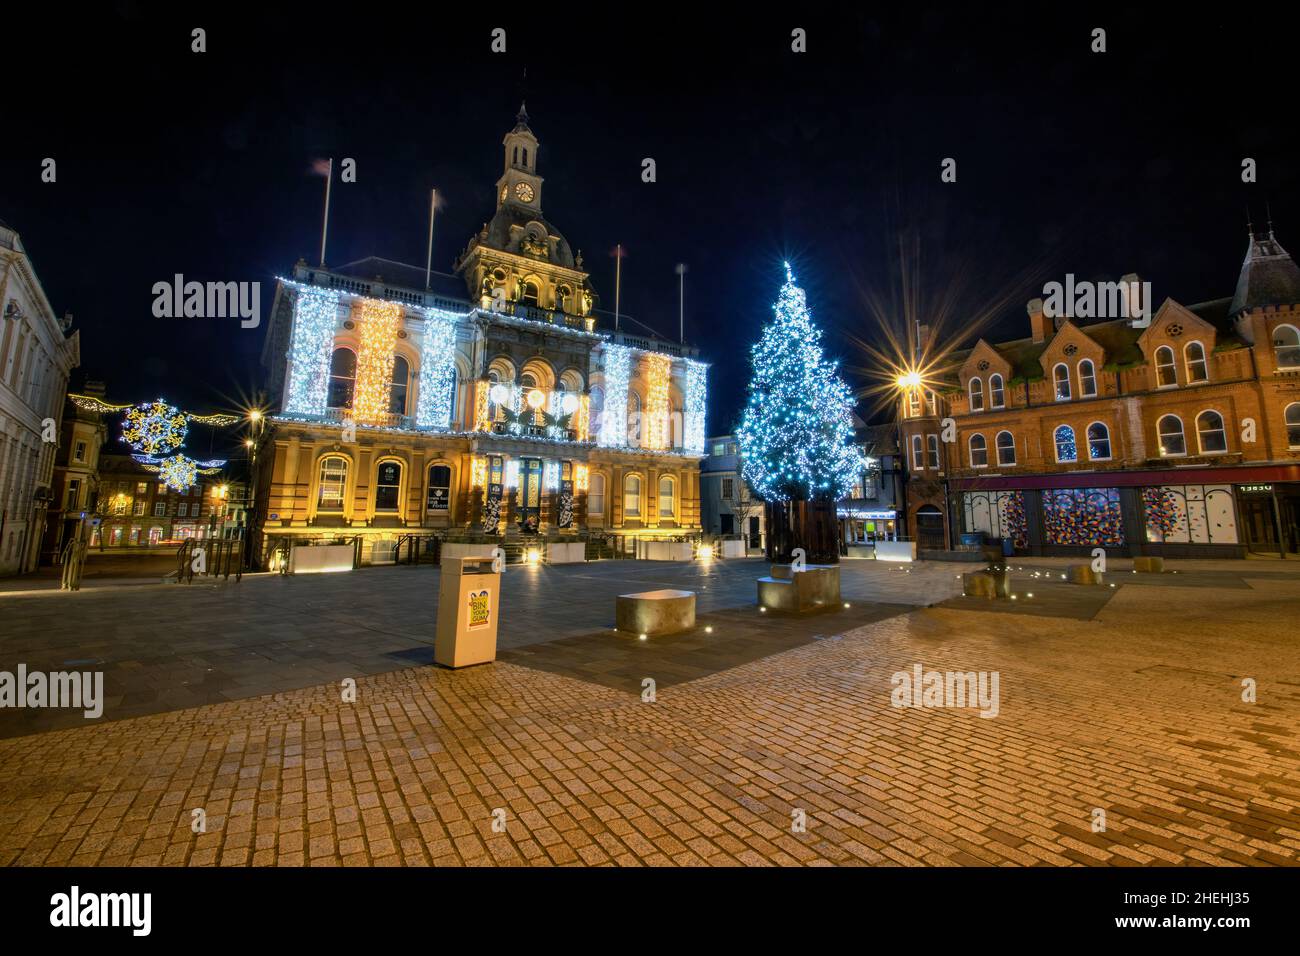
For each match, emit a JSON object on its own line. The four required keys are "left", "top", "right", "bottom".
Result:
{"left": 1133, "top": 556, "right": 1165, "bottom": 573}
{"left": 1067, "top": 564, "right": 1104, "bottom": 585}
{"left": 962, "top": 568, "right": 1011, "bottom": 599}
{"left": 616, "top": 589, "right": 697, "bottom": 636}
{"left": 757, "top": 564, "right": 842, "bottom": 612}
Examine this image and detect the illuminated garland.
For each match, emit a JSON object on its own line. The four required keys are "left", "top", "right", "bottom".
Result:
{"left": 351, "top": 298, "right": 403, "bottom": 425}
{"left": 415, "top": 308, "right": 460, "bottom": 429}
{"left": 737, "top": 263, "right": 864, "bottom": 501}
{"left": 644, "top": 353, "right": 672, "bottom": 449}
{"left": 684, "top": 360, "right": 707, "bottom": 454}
{"left": 283, "top": 288, "right": 341, "bottom": 415}
{"left": 599, "top": 343, "right": 633, "bottom": 447}
{"left": 574, "top": 463, "right": 589, "bottom": 492}
{"left": 132, "top": 453, "right": 225, "bottom": 493}
{"left": 121, "top": 400, "right": 189, "bottom": 454}
{"left": 471, "top": 456, "right": 488, "bottom": 489}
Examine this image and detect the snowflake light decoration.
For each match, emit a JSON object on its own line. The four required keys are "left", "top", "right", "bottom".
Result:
{"left": 133, "top": 453, "right": 226, "bottom": 493}
{"left": 121, "top": 399, "right": 189, "bottom": 454}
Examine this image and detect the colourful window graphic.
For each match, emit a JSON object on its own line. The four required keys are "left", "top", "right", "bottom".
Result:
{"left": 1043, "top": 488, "right": 1124, "bottom": 546}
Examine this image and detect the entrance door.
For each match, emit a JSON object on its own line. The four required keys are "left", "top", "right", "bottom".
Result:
{"left": 748, "top": 515, "right": 761, "bottom": 549}
{"left": 517, "top": 458, "right": 542, "bottom": 533}
{"left": 915, "top": 506, "right": 946, "bottom": 550}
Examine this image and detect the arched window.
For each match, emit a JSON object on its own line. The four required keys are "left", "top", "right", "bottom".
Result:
{"left": 968, "top": 376, "right": 984, "bottom": 412}
{"left": 389, "top": 355, "right": 410, "bottom": 416}
{"left": 989, "top": 374, "right": 1005, "bottom": 409}
{"left": 1155, "top": 345, "right": 1177, "bottom": 387}
{"left": 1286, "top": 403, "right": 1300, "bottom": 448}
{"left": 911, "top": 434, "right": 924, "bottom": 470}
{"left": 969, "top": 434, "right": 988, "bottom": 468}
{"left": 318, "top": 456, "right": 348, "bottom": 510}
{"left": 1196, "top": 410, "right": 1227, "bottom": 454}
{"left": 374, "top": 461, "right": 403, "bottom": 511}
{"left": 522, "top": 281, "right": 540, "bottom": 307}
{"left": 1087, "top": 422, "right": 1111, "bottom": 460}
{"left": 521, "top": 148, "right": 529, "bottom": 168}
{"left": 926, "top": 435, "right": 940, "bottom": 469}
{"left": 590, "top": 385, "right": 605, "bottom": 440}
{"left": 426, "top": 464, "right": 451, "bottom": 512}
{"left": 588, "top": 472, "right": 606, "bottom": 519}
{"left": 907, "top": 389, "right": 921, "bottom": 417}
{"left": 926, "top": 391, "right": 937, "bottom": 416}
{"left": 327, "top": 348, "right": 356, "bottom": 409}
{"left": 1054, "top": 424, "right": 1077, "bottom": 462}
{"left": 520, "top": 371, "right": 537, "bottom": 389}
{"left": 1157, "top": 415, "right": 1186, "bottom": 456}
{"left": 1273, "top": 324, "right": 1300, "bottom": 369}
{"left": 1053, "top": 364, "right": 1071, "bottom": 401}
{"left": 624, "top": 474, "right": 642, "bottom": 517}
{"left": 996, "top": 431, "right": 1016, "bottom": 466}
{"left": 1184, "top": 342, "right": 1208, "bottom": 383}
{"left": 512, "top": 146, "right": 519, "bottom": 165}
{"left": 1078, "top": 359, "right": 1097, "bottom": 397}
{"left": 658, "top": 475, "right": 676, "bottom": 517}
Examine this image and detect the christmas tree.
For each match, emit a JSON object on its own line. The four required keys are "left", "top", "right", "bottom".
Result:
{"left": 738, "top": 263, "right": 863, "bottom": 503}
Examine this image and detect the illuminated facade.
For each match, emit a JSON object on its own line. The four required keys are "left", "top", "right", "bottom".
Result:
{"left": 256, "top": 108, "right": 707, "bottom": 564}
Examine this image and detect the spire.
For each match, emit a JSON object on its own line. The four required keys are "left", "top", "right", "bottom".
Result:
{"left": 1230, "top": 222, "right": 1300, "bottom": 316}
{"left": 514, "top": 101, "right": 531, "bottom": 133}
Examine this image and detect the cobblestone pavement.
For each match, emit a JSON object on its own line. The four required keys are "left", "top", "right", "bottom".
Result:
{"left": 0, "top": 558, "right": 958, "bottom": 735}
{"left": 0, "top": 563, "right": 1296, "bottom": 866}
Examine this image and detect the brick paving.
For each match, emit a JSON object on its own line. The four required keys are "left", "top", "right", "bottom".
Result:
{"left": 1, "top": 560, "right": 1297, "bottom": 866}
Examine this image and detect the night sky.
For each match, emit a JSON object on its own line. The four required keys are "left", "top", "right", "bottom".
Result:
{"left": 4, "top": 4, "right": 1296, "bottom": 450}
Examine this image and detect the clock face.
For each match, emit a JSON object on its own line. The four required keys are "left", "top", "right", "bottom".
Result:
{"left": 514, "top": 182, "right": 535, "bottom": 202}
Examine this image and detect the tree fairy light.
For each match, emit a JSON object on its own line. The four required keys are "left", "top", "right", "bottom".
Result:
{"left": 737, "top": 263, "right": 864, "bottom": 501}
{"left": 598, "top": 343, "right": 633, "bottom": 447}
{"left": 351, "top": 298, "right": 403, "bottom": 425}
{"left": 283, "top": 287, "right": 341, "bottom": 416}
{"left": 120, "top": 399, "right": 189, "bottom": 454}
{"left": 415, "top": 308, "right": 460, "bottom": 429}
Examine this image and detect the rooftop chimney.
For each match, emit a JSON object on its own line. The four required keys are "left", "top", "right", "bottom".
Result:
{"left": 1028, "top": 297, "right": 1050, "bottom": 343}
{"left": 1120, "top": 273, "right": 1143, "bottom": 320}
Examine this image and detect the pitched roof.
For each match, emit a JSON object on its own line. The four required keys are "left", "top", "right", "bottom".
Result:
{"left": 332, "top": 257, "right": 470, "bottom": 301}
{"left": 1229, "top": 232, "right": 1300, "bottom": 316}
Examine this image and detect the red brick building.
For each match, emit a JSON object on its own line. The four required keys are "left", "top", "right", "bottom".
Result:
{"left": 899, "top": 229, "right": 1300, "bottom": 558}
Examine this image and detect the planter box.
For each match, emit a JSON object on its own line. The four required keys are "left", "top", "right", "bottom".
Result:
{"left": 547, "top": 542, "right": 586, "bottom": 564}
{"left": 720, "top": 539, "right": 747, "bottom": 558}
{"left": 288, "top": 544, "right": 354, "bottom": 574}
{"left": 643, "top": 541, "right": 693, "bottom": 561}
{"left": 874, "top": 540, "right": 917, "bottom": 562}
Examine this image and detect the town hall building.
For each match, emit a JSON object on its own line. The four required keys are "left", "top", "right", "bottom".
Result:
{"left": 255, "top": 107, "right": 708, "bottom": 565}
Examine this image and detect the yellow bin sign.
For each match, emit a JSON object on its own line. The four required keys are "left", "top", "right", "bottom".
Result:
{"left": 435, "top": 555, "right": 501, "bottom": 668}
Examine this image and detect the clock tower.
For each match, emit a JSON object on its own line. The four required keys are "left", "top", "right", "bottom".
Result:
{"left": 454, "top": 105, "right": 596, "bottom": 323}
{"left": 496, "top": 103, "right": 543, "bottom": 213}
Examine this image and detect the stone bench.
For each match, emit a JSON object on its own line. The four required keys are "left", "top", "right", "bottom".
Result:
{"left": 758, "top": 564, "right": 842, "bottom": 612}
{"left": 1066, "top": 564, "right": 1104, "bottom": 585}
{"left": 1133, "top": 556, "right": 1165, "bottom": 573}
{"left": 616, "top": 589, "right": 696, "bottom": 636}
{"left": 963, "top": 568, "right": 1011, "bottom": 599}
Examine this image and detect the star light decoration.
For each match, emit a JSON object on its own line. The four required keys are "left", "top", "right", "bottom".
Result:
{"left": 736, "top": 263, "right": 865, "bottom": 502}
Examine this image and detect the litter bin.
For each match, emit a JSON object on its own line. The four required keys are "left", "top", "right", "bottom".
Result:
{"left": 435, "top": 556, "right": 501, "bottom": 668}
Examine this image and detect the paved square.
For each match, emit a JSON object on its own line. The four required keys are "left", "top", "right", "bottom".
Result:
{"left": 0, "top": 557, "right": 1297, "bottom": 866}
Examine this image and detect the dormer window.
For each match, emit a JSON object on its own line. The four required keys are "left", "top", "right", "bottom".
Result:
{"left": 1273, "top": 325, "right": 1300, "bottom": 369}
{"left": 1053, "top": 364, "right": 1071, "bottom": 401}
{"left": 1184, "top": 342, "right": 1208, "bottom": 383}
{"left": 968, "top": 376, "right": 984, "bottom": 411}
{"left": 1078, "top": 359, "right": 1097, "bottom": 397}
{"left": 989, "top": 374, "right": 1005, "bottom": 409}
{"left": 1155, "top": 346, "right": 1177, "bottom": 387}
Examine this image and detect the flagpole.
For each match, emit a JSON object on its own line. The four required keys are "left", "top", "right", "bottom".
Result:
{"left": 615, "top": 244, "right": 622, "bottom": 332}
{"left": 675, "top": 263, "right": 688, "bottom": 343}
{"left": 319, "top": 158, "right": 333, "bottom": 267}
{"left": 425, "top": 188, "right": 437, "bottom": 290}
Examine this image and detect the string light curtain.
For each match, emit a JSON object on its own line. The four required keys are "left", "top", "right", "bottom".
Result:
{"left": 598, "top": 344, "right": 632, "bottom": 447}
{"left": 415, "top": 309, "right": 460, "bottom": 429}
{"left": 644, "top": 353, "right": 672, "bottom": 449}
{"left": 352, "top": 298, "right": 403, "bottom": 425}
{"left": 684, "top": 360, "right": 708, "bottom": 454}
{"left": 283, "top": 288, "right": 341, "bottom": 416}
